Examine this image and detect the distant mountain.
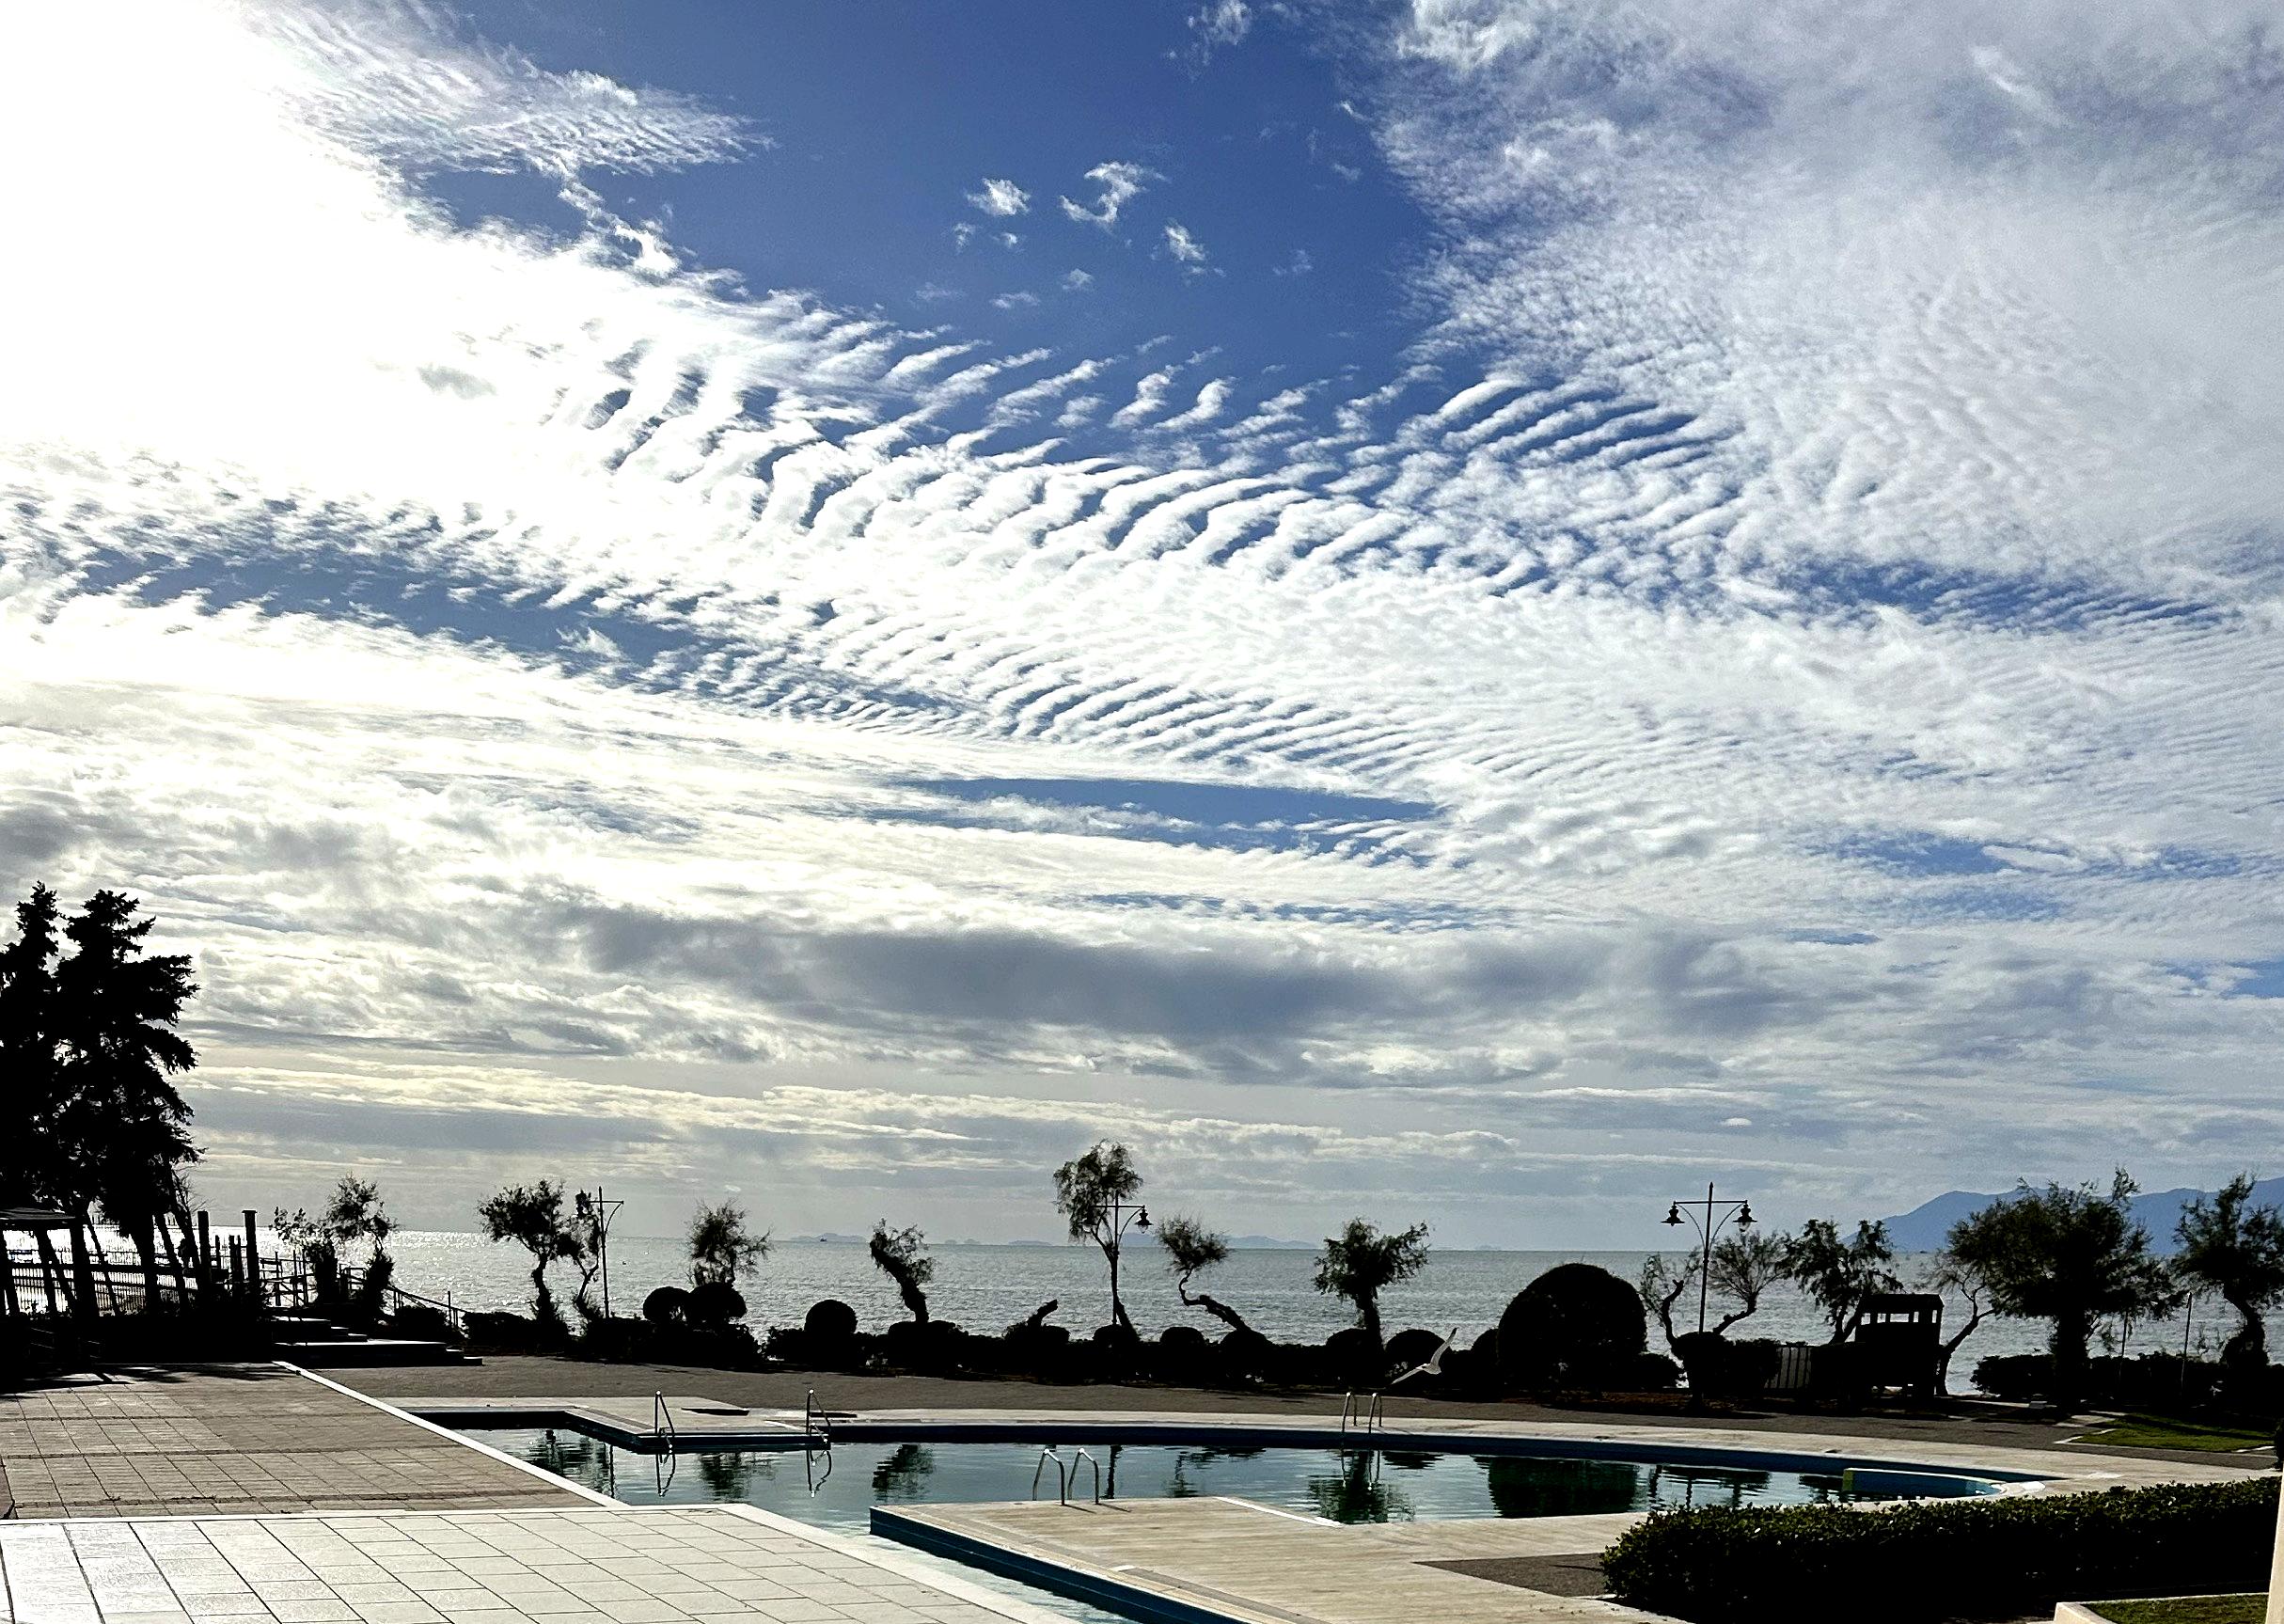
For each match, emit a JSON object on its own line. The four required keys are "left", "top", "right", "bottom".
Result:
{"left": 1880, "top": 1177, "right": 2284, "bottom": 1253}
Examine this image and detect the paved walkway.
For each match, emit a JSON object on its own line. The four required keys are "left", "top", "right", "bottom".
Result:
{"left": 879, "top": 1497, "right": 1659, "bottom": 1624}
{"left": 0, "top": 1368, "right": 581, "bottom": 1520}
{"left": 0, "top": 1506, "right": 1049, "bottom": 1624}
{"left": 0, "top": 1368, "right": 1064, "bottom": 1624}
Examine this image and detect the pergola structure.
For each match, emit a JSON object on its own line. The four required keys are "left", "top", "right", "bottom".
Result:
{"left": 0, "top": 1206, "right": 95, "bottom": 1319}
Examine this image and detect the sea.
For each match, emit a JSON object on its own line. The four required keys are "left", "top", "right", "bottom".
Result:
{"left": 338, "top": 1230, "right": 2269, "bottom": 1380}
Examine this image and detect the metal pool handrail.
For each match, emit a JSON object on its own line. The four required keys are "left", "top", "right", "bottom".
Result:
{"left": 1032, "top": 1445, "right": 1067, "bottom": 1501}
{"left": 1067, "top": 1448, "right": 1103, "bottom": 1506}
{"left": 654, "top": 1391, "right": 676, "bottom": 1451}
{"left": 1338, "top": 1390, "right": 1385, "bottom": 1437}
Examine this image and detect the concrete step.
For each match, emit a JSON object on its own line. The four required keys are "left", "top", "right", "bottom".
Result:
{"left": 276, "top": 1337, "right": 474, "bottom": 1367}
{"left": 266, "top": 1317, "right": 364, "bottom": 1341}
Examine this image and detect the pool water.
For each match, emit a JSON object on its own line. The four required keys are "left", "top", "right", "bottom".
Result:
{"left": 479, "top": 1427, "right": 1980, "bottom": 1532}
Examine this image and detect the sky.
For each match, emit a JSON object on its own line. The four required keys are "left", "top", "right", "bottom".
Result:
{"left": 3, "top": 0, "right": 2283, "bottom": 1246}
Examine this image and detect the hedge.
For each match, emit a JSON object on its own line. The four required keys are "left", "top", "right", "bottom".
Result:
{"left": 1600, "top": 1477, "right": 2277, "bottom": 1624}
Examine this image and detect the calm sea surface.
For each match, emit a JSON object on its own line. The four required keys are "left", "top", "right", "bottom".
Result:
{"left": 338, "top": 1230, "right": 2273, "bottom": 1382}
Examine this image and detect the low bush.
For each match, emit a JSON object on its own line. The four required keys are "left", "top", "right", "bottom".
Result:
{"left": 463, "top": 1309, "right": 539, "bottom": 1350}
{"left": 1671, "top": 1332, "right": 1780, "bottom": 1400}
{"left": 1600, "top": 1478, "right": 2278, "bottom": 1624}
{"left": 686, "top": 1281, "right": 746, "bottom": 1325}
{"left": 388, "top": 1302, "right": 451, "bottom": 1342}
{"left": 1973, "top": 1350, "right": 2229, "bottom": 1411}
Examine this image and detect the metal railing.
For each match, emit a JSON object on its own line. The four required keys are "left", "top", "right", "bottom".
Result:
{"left": 654, "top": 1391, "right": 677, "bottom": 1451}
{"left": 1067, "top": 1448, "right": 1103, "bottom": 1506}
{"left": 1029, "top": 1445, "right": 1104, "bottom": 1506}
{"left": 1339, "top": 1390, "right": 1385, "bottom": 1438}
{"left": 337, "top": 1267, "right": 465, "bottom": 1338}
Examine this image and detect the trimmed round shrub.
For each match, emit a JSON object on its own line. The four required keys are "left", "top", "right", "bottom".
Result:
{"left": 1497, "top": 1263, "right": 1646, "bottom": 1393}
{"left": 1383, "top": 1327, "right": 1444, "bottom": 1373}
{"left": 1324, "top": 1325, "right": 1380, "bottom": 1381}
{"left": 687, "top": 1281, "right": 746, "bottom": 1325}
{"left": 1158, "top": 1324, "right": 1207, "bottom": 1351}
{"left": 805, "top": 1299, "right": 858, "bottom": 1341}
{"left": 643, "top": 1285, "right": 690, "bottom": 1325}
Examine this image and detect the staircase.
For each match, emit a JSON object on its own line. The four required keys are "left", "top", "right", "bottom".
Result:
{"left": 268, "top": 1314, "right": 474, "bottom": 1367}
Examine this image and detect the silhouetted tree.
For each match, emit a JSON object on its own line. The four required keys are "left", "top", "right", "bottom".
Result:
{"left": 1923, "top": 1248, "right": 1996, "bottom": 1395}
{"left": 1314, "top": 1218, "right": 1429, "bottom": 1352}
{"left": 688, "top": 1201, "right": 769, "bottom": 1287}
{"left": 1053, "top": 1142, "right": 1145, "bottom": 1334}
{"left": 1946, "top": 1172, "right": 2176, "bottom": 1405}
{"left": 1784, "top": 1219, "right": 1900, "bottom": 1346}
{"left": 1639, "top": 1232, "right": 1785, "bottom": 1348}
{"left": 869, "top": 1222, "right": 934, "bottom": 1323}
{"left": 1156, "top": 1214, "right": 1255, "bottom": 1336}
{"left": 1, "top": 885, "right": 200, "bottom": 1307}
{"left": 275, "top": 1175, "right": 395, "bottom": 1310}
{"left": 478, "top": 1179, "right": 588, "bottom": 1329}
{"left": 2173, "top": 1174, "right": 2284, "bottom": 1367}
{"left": 0, "top": 885, "right": 63, "bottom": 1210}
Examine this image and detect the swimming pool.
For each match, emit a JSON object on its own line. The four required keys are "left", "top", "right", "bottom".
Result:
{"left": 474, "top": 1425, "right": 2001, "bottom": 1531}
{"left": 470, "top": 1424, "right": 2007, "bottom": 1623}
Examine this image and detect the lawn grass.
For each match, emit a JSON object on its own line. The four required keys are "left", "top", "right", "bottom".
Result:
{"left": 2088, "top": 1595, "right": 2263, "bottom": 1624}
{"left": 2077, "top": 1412, "right": 2274, "bottom": 1453}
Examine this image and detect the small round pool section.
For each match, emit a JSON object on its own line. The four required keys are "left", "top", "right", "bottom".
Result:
{"left": 474, "top": 1426, "right": 2003, "bottom": 1533}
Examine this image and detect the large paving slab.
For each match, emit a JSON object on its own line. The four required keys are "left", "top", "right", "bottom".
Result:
{"left": 0, "top": 1505, "right": 1063, "bottom": 1624}
{"left": 877, "top": 1496, "right": 1661, "bottom": 1624}
{"left": 0, "top": 1367, "right": 584, "bottom": 1520}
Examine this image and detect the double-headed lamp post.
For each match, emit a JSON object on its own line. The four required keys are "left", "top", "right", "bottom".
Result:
{"left": 575, "top": 1188, "right": 624, "bottom": 1319}
{"left": 1106, "top": 1200, "right": 1149, "bottom": 1330}
{"left": 1662, "top": 1182, "right": 1756, "bottom": 1336}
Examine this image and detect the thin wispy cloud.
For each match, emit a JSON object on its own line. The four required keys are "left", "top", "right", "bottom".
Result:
{"left": 966, "top": 176, "right": 1031, "bottom": 215}
{"left": 1059, "top": 160, "right": 1162, "bottom": 229}
{"left": 1161, "top": 220, "right": 1211, "bottom": 270}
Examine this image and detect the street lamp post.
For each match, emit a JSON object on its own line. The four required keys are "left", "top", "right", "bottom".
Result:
{"left": 1105, "top": 1200, "right": 1150, "bottom": 1332}
{"left": 1662, "top": 1182, "right": 1756, "bottom": 1336}
{"left": 575, "top": 1188, "right": 625, "bottom": 1318}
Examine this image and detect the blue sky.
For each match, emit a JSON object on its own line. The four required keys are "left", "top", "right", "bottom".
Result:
{"left": 4, "top": 0, "right": 2284, "bottom": 1245}
{"left": 433, "top": 0, "right": 1426, "bottom": 396}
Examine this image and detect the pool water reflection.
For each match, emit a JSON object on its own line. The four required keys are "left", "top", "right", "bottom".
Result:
{"left": 479, "top": 1427, "right": 1959, "bottom": 1534}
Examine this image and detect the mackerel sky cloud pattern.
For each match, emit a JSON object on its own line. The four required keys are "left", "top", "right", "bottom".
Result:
{"left": 2, "top": 0, "right": 2280, "bottom": 1238}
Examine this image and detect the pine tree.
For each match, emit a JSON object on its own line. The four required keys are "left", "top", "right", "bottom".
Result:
{"left": 1, "top": 887, "right": 202, "bottom": 1304}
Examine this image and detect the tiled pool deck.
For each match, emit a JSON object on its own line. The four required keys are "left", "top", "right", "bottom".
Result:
{"left": 0, "top": 1506, "right": 1056, "bottom": 1624}
{"left": 0, "top": 1369, "right": 1063, "bottom": 1624}
{"left": 4, "top": 1365, "right": 2264, "bottom": 1624}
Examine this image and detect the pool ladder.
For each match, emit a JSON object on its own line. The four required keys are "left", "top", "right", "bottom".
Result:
{"left": 1339, "top": 1390, "right": 1385, "bottom": 1438}
{"left": 803, "top": 1389, "right": 837, "bottom": 1491}
{"left": 1032, "top": 1445, "right": 1104, "bottom": 1506}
